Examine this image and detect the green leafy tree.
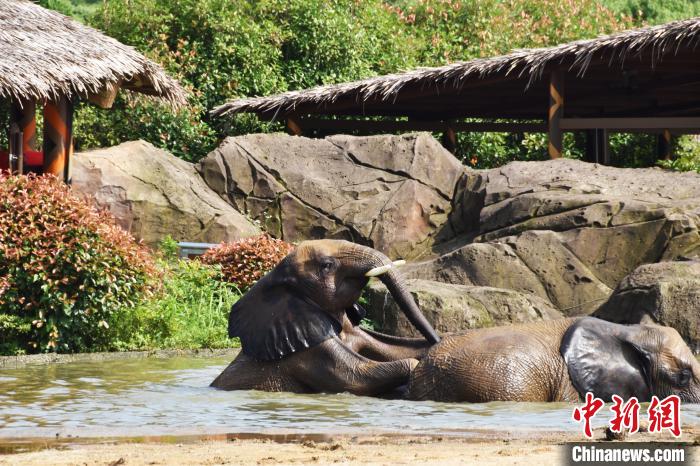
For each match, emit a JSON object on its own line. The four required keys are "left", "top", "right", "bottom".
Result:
{"left": 32, "top": 0, "right": 700, "bottom": 170}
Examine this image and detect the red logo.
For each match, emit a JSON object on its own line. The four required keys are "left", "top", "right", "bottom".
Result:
{"left": 573, "top": 393, "right": 682, "bottom": 438}
{"left": 572, "top": 392, "right": 604, "bottom": 438}
{"left": 648, "top": 395, "right": 681, "bottom": 437}
{"left": 609, "top": 395, "right": 640, "bottom": 434}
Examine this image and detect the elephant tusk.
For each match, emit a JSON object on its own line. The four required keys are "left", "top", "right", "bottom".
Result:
{"left": 365, "top": 260, "right": 406, "bottom": 277}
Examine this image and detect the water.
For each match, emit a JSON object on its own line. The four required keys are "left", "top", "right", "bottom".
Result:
{"left": 1, "top": 356, "right": 699, "bottom": 439}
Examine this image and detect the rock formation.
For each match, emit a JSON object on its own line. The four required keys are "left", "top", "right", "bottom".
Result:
{"left": 72, "top": 140, "right": 260, "bottom": 247}
{"left": 365, "top": 278, "right": 563, "bottom": 337}
{"left": 404, "top": 159, "right": 700, "bottom": 315}
{"left": 594, "top": 261, "right": 700, "bottom": 352}
{"left": 197, "top": 133, "right": 463, "bottom": 259}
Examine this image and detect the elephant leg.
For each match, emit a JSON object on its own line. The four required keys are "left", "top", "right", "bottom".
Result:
{"left": 287, "top": 336, "right": 418, "bottom": 396}
{"left": 210, "top": 352, "right": 310, "bottom": 392}
{"left": 340, "top": 316, "right": 431, "bottom": 361}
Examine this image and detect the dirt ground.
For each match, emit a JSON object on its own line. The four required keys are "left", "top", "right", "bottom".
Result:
{"left": 1, "top": 429, "right": 698, "bottom": 466}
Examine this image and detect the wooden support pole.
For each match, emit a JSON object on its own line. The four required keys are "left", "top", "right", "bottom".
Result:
{"left": 584, "top": 129, "right": 596, "bottom": 163}
{"left": 584, "top": 129, "right": 609, "bottom": 164}
{"left": 8, "top": 124, "right": 23, "bottom": 175}
{"left": 285, "top": 115, "right": 303, "bottom": 136}
{"left": 441, "top": 126, "right": 457, "bottom": 153}
{"left": 657, "top": 129, "right": 673, "bottom": 160}
{"left": 597, "top": 129, "right": 610, "bottom": 165}
{"left": 10, "top": 100, "right": 36, "bottom": 152}
{"left": 548, "top": 70, "right": 564, "bottom": 159}
{"left": 43, "top": 97, "right": 73, "bottom": 183}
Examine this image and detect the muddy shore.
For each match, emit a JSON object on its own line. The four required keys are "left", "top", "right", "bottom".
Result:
{"left": 1, "top": 429, "right": 697, "bottom": 466}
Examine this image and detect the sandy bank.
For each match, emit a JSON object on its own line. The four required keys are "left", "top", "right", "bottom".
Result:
{"left": 2, "top": 429, "right": 697, "bottom": 466}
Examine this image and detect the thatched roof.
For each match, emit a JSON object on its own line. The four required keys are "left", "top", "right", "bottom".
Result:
{"left": 212, "top": 16, "right": 700, "bottom": 120}
{"left": 0, "top": 0, "right": 186, "bottom": 107}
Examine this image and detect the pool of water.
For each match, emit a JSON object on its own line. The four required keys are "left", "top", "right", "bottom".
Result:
{"left": 1, "top": 356, "right": 699, "bottom": 439}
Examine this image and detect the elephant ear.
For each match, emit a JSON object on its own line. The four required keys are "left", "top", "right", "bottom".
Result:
{"left": 228, "top": 265, "right": 341, "bottom": 362}
{"left": 560, "top": 317, "right": 652, "bottom": 402}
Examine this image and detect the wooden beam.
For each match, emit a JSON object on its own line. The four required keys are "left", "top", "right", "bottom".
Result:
{"left": 43, "top": 97, "right": 73, "bottom": 183}
{"left": 548, "top": 70, "right": 564, "bottom": 159}
{"left": 296, "top": 118, "right": 547, "bottom": 134}
{"left": 88, "top": 82, "right": 120, "bottom": 109}
{"left": 10, "top": 100, "right": 36, "bottom": 152}
{"left": 560, "top": 117, "right": 700, "bottom": 130}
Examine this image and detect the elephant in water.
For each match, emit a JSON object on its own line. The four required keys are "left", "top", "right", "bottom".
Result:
{"left": 211, "top": 240, "right": 440, "bottom": 396}
{"left": 408, "top": 317, "right": 700, "bottom": 403}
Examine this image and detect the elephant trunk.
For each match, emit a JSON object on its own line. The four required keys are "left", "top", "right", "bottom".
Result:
{"left": 348, "top": 243, "right": 440, "bottom": 345}
{"left": 378, "top": 268, "right": 441, "bottom": 345}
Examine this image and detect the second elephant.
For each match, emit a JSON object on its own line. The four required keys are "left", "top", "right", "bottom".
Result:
{"left": 408, "top": 317, "right": 700, "bottom": 403}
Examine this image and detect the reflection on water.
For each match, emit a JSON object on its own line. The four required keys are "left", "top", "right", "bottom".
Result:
{"left": 1, "top": 356, "right": 699, "bottom": 439}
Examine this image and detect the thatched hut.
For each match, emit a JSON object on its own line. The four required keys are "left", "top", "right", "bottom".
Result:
{"left": 213, "top": 16, "right": 700, "bottom": 163}
{"left": 0, "top": 0, "right": 186, "bottom": 182}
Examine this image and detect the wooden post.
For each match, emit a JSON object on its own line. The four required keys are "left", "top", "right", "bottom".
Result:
{"left": 548, "top": 70, "right": 564, "bottom": 159}
{"left": 10, "top": 100, "right": 36, "bottom": 152}
{"left": 441, "top": 125, "right": 457, "bottom": 153}
{"left": 584, "top": 129, "right": 596, "bottom": 163}
{"left": 285, "top": 115, "right": 303, "bottom": 136}
{"left": 598, "top": 129, "right": 610, "bottom": 165}
{"left": 43, "top": 97, "right": 73, "bottom": 183}
{"left": 584, "top": 129, "right": 609, "bottom": 164}
{"left": 8, "top": 124, "right": 23, "bottom": 175}
{"left": 657, "top": 129, "right": 672, "bottom": 160}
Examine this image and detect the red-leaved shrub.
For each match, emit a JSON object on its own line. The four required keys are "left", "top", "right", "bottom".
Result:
{"left": 0, "top": 174, "right": 159, "bottom": 354}
{"left": 201, "top": 235, "right": 293, "bottom": 290}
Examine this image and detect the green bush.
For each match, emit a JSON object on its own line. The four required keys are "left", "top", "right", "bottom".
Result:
{"left": 658, "top": 137, "right": 700, "bottom": 173}
{"left": 0, "top": 174, "right": 158, "bottom": 354}
{"left": 60, "top": 0, "right": 413, "bottom": 161}
{"left": 112, "top": 255, "right": 242, "bottom": 351}
{"left": 389, "top": 0, "right": 633, "bottom": 64}
{"left": 605, "top": 0, "right": 700, "bottom": 23}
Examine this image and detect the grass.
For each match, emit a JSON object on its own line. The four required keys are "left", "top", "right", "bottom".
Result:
{"left": 111, "top": 255, "right": 242, "bottom": 351}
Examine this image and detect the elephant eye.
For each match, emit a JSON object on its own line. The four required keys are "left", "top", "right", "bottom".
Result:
{"left": 319, "top": 259, "right": 336, "bottom": 275}
{"left": 678, "top": 368, "right": 692, "bottom": 387}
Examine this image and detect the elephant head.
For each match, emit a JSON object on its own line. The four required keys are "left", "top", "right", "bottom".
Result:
{"left": 561, "top": 317, "right": 700, "bottom": 403}
{"left": 228, "top": 239, "right": 440, "bottom": 361}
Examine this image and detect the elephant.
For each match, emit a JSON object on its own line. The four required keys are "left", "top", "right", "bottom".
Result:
{"left": 211, "top": 239, "right": 440, "bottom": 396}
{"left": 408, "top": 317, "right": 700, "bottom": 403}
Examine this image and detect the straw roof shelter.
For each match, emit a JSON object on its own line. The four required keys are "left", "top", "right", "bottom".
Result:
{"left": 213, "top": 16, "right": 700, "bottom": 163}
{"left": 0, "top": 0, "right": 186, "bottom": 181}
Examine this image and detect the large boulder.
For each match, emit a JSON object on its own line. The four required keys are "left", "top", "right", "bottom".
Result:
{"left": 72, "top": 140, "right": 260, "bottom": 247}
{"left": 364, "top": 278, "right": 563, "bottom": 338}
{"left": 197, "top": 133, "right": 464, "bottom": 259}
{"left": 594, "top": 261, "right": 700, "bottom": 352}
{"left": 408, "top": 160, "right": 700, "bottom": 315}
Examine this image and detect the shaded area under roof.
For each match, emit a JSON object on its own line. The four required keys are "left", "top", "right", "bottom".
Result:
{"left": 212, "top": 17, "right": 700, "bottom": 123}
{"left": 0, "top": 0, "right": 186, "bottom": 107}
